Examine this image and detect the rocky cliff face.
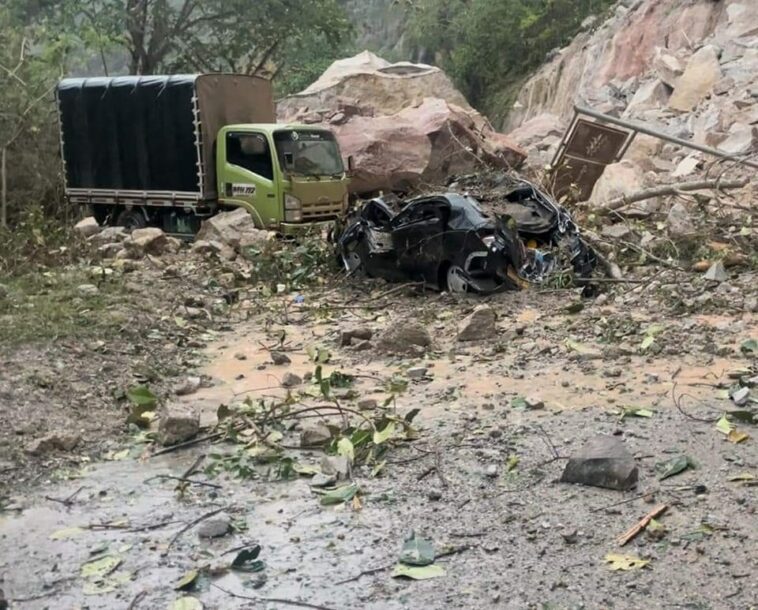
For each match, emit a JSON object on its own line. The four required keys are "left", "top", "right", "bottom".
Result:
{"left": 340, "top": 0, "right": 409, "bottom": 59}
{"left": 504, "top": 0, "right": 758, "bottom": 189}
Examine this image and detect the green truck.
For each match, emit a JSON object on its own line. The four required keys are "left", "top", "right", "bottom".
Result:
{"left": 56, "top": 74, "right": 350, "bottom": 235}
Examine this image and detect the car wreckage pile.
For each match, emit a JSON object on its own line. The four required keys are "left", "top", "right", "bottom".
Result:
{"left": 336, "top": 175, "right": 597, "bottom": 294}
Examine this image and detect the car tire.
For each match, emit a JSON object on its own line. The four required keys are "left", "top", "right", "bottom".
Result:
{"left": 116, "top": 208, "right": 147, "bottom": 232}
{"left": 444, "top": 264, "right": 470, "bottom": 293}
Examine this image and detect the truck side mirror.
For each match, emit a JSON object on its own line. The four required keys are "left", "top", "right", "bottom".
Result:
{"left": 347, "top": 155, "right": 355, "bottom": 172}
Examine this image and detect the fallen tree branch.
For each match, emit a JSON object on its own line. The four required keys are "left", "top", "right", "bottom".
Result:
{"left": 617, "top": 504, "right": 668, "bottom": 546}
{"left": 594, "top": 178, "right": 749, "bottom": 213}
{"left": 212, "top": 583, "right": 337, "bottom": 610}
{"left": 166, "top": 506, "right": 227, "bottom": 550}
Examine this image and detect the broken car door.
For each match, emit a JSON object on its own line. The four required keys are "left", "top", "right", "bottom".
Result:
{"left": 390, "top": 201, "right": 447, "bottom": 280}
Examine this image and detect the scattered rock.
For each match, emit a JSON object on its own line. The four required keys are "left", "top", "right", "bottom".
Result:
{"left": 198, "top": 515, "right": 231, "bottom": 539}
{"left": 704, "top": 261, "right": 728, "bottom": 282}
{"left": 427, "top": 489, "right": 443, "bottom": 501}
{"left": 340, "top": 327, "right": 373, "bottom": 346}
{"left": 77, "top": 284, "right": 99, "bottom": 296}
{"left": 718, "top": 124, "right": 758, "bottom": 156}
{"left": 24, "top": 432, "right": 81, "bottom": 455}
{"left": 191, "top": 239, "right": 236, "bottom": 260}
{"left": 196, "top": 208, "right": 269, "bottom": 251}
{"left": 97, "top": 242, "right": 124, "bottom": 258}
{"left": 377, "top": 323, "right": 432, "bottom": 355}
{"left": 282, "top": 372, "right": 302, "bottom": 388}
{"left": 601, "top": 224, "right": 633, "bottom": 240}
{"left": 525, "top": 396, "right": 545, "bottom": 410}
{"left": 590, "top": 160, "right": 645, "bottom": 207}
{"left": 158, "top": 405, "right": 200, "bottom": 446}
{"left": 320, "top": 455, "right": 350, "bottom": 479}
{"left": 74, "top": 216, "right": 100, "bottom": 238}
{"left": 671, "top": 155, "right": 700, "bottom": 178}
{"left": 124, "top": 227, "right": 169, "bottom": 257}
{"left": 457, "top": 305, "right": 497, "bottom": 342}
{"left": 87, "top": 226, "right": 128, "bottom": 246}
{"left": 653, "top": 49, "right": 684, "bottom": 88}
{"left": 669, "top": 45, "right": 722, "bottom": 112}
{"left": 561, "top": 435, "right": 639, "bottom": 491}
{"left": 300, "top": 423, "right": 332, "bottom": 447}
{"left": 358, "top": 399, "right": 378, "bottom": 410}
{"left": 311, "top": 473, "right": 337, "bottom": 487}
{"left": 234, "top": 352, "right": 247, "bottom": 361}
{"left": 0, "top": 283, "right": 8, "bottom": 299}
{"left": 666, "top": 202, "right": 696, "bottom": 238}
{"left": 485, "top": 464, "right": 499, "bottom": 478}
{"left": 175, "top": 376, "right": 202, "bottom": 396}
{"left": 407, "top": 367, "right": 428, "bottom": 379}
{"left": 730, "top": 386, "right": 750, "bottom": 407}
{"left": 270, "top": 351, "right": 291, "bottom": 365}
{"left": 352, "top": 340, "right": 373, "bottom": 352}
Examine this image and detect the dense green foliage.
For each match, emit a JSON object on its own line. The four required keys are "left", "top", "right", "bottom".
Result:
{"left": 406, "top": 0, "right": 615, "bottom": 122}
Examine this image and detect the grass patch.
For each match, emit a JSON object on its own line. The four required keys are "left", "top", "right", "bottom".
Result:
{"left": 0, "top": 267, "right": 128, "bottom": 346}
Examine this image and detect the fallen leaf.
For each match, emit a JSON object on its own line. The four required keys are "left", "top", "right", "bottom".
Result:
{"left": 640, "top": 336, "right": 655, "bottom": 351}
{"left": 373, "top": 421, "right": 396, "bottom": 445}
{"left": 352, "top": 494, "right": 363, "bottom": 511}
{"left": 727, "top": 429, "right": 749, "bottom": 444}
{"left": 337, "top": 437, "right": 355, "bottom": 464}
{"left": 621, "top": 407, "right": 654, "bottom": 419}
{"left": 605, "top": 553, "right": 650, "bottom": 571}
{"left": 174, "top": 569, "right": 199, "bottom": 591}
{"left": 728, "top": 473, "right": 755, "bottom": 482}
{"left": 231, "top": 545, "right": 264, "bottom": 573}
{"left": 505, "top": 455, "right": 519, "bottom": 472}
{"left": 655, "top": 455, "right": 694, "bottom": 480}
{"left": 399, "top": 533, "right": 435, "bottom": 567}
{"left": 170, "top": 597, "right": 204, "bottom": 610}
{"left": 391, "top": 563, "right": 445, "bottom": 580}
{"left": 126, "top": 385, "right": 157, "bottom": 408}
{"left": 740, "top": 339, "right": 757, "bottom": 355}
{"left": 319, "top": 483, "right": 359, "bottom": 506}
{"left": 716, "top": 415, "right": 733, "bottom": 435}
{"left": 50, "top": 526, "right": 84, "bottom": 540}
{"left": 81, "top": 555, "right": 121, "bottom": 579}
{"left": 82, "top": 571, "right": 131, "bottom": 595}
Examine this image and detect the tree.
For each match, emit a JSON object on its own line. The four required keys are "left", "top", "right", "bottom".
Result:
{"left": 44, "top": 0, "right": 351, "bottom": 77}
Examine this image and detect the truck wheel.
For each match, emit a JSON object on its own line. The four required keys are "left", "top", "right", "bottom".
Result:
{"left": 92, "top": 204, "right": 112, "bottom": 226}
{"left": 116, "top": 208, "right": 147, "bottom": 232}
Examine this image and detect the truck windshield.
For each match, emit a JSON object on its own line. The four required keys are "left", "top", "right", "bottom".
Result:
{"left": 274, "top": 130, "right": 344, "bottom": 177}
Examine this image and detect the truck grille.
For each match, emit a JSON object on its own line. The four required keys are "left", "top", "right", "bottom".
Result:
{"left": 301, "top": 200, "right": 343, "bottom": 220}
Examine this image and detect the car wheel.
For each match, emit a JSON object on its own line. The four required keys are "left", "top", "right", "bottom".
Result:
{"left": 116, "top": 208, "right": 147, "bottom": 232}
{"left": 446, "top": 264, "right": 470, "bottom": 293}
{"left": 341, "top": 242, "right": 364, "bottom": 274}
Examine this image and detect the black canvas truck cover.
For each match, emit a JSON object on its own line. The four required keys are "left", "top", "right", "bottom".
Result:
{"left": 57, "top": 74, "right": 275, "bottom": 200}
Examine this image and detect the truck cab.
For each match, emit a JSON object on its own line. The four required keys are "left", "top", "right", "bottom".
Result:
{"left": 218, "top": 125, "right": 349, "bottom": 233}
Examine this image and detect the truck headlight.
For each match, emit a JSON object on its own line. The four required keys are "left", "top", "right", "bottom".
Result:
{"left": 285, "top": 194, "right": 301, "bottom": 210}
{"left": 285, "top": 209, "right": 303, "bottom": 222}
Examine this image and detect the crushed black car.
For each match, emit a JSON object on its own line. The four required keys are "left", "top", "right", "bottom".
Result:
{"left": 337, "top": 179, "right": 596, "bottom": 293}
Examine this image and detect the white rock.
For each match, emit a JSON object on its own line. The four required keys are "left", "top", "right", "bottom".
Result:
{"left": 74, "top": 217, "right": 101, "bottom": 238}
{"left": 669, "top": 45, "right": 722, "bottom": 112}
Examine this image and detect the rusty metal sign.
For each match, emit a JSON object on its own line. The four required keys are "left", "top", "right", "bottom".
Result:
{"left": 551, "top": 118, "right": 633, "bottom": 201}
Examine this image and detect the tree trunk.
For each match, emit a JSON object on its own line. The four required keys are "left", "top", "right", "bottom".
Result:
{"left": 1, "top": 147, "right": 7, "bottom": 229}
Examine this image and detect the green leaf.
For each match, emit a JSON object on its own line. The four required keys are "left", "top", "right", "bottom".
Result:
{"left": 511, "top": 396, "right": 528, "bottom": 411}
{"left": 620, "top": 407, "right": 654, "bottom": 419}
{"left": 404, "top": 408, "right": 421, "bottom": 423}
{"left": 174, "top": 570, "right": 198, "bottom": 591}
{"left": 505, "top": 454, "right": 519, "bottom": 472}
{"left": 126, "top": 385, "right": 157, "bottom": 408}
{"left": 50, "top": 526, "right": 84, "bottom": 540}
{"left": 81, "top": 555, "right": 121, "bottom": 579}
{"left": 640, "top": 336, "right": 655, "bottom": 351}
{"left": 373, "top": 421, "right": 396, "bottom": 445}
{"left": 319, "top": 483, "right": 359, "bottom": 506}
{"left": 82, "top": 571, "right": 131, "bottom": 595}
{"left": 605, "top": 553, "right": 649, "bottom": 571}
{"left": 337, "top": 437, "right": 355, "bottom": 463}
{"left": 564, "top": 302, "right": 584, "bottom": 314}
{"left": 391, "top": 563, "right": 445, "bottom": 580}
{"left": 399, "top": 533, "right": 435, "bottom": 566}
{"left": 656, "top": 455, "right": 695, "bottom": 480}
{"left": 170, "top": 597, "right": 204, "bottom": 610}
{"left": 307, "top": 346, "right": 331, "bottom": 364}
{"left": 231, "top": 545, "right": 264, "bottom": 573}
{"left": 716, "top": 415, "right": 733, "bottom": 435}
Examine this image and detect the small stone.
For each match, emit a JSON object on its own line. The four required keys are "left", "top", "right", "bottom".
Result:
{"left": 601, "top": 224, "right": 633, "bottom": 240}
{"left": 377, "top": 323, "right": 432, "bottom": 355}
{"left": 525, "top": 396, "right": 545, "bottom": 410}
{"left": 77, "top": 284, "right": 99, "bottom": 296}
{"left": 158, "top": 405, "right": 199, "bottom": 446}
{"left": 358, "top": 399, "right": 378, "bottom": 410}
{"left": 667, "top": 203, "right": 696, "bottom": 238}
{"left": 300, "top": 423, "right": 332, "bottom": 447}
{"left": 730, "top": 386, "right": 750, "bottom": 407}
{"left": 282, "top": 372, "right": 302, "bottom": 388}
{"left": 25, "top": 432, "right": 81, "bottom": 455}
{"left": 427, "top": 490, "right": 443, "bottom": 501}
{"left": 485, "top": 464, "right": 499, "bottom": 478}
{"left": 704, "top": 261, "right": 728, "bottom": 282}
{"left": 320, "top": 455, "right": 350, "bottom": 479}
{"left": 311, "top": 473, "right": 337, "bottom": 488}
{"left": 407, "top": 367, "right": 428, "bottom": 379}
{"left": 271, "top": 351, "right": 291, "bottom": 365}
{"left": 562, "top": 530, "right": 579, "bottom": 545}
{"left": 604, "top": 368, "right": 623, "bottom": 378}
{"left": 561, "top": 435, "right": 638, "bottom": 491}
{"left": 340, "top": 327, "right": 373, "bottom": 347}
{"left": 198, "top": 515, "right": 231, "bottom": 539}
{"left": 175, "top": 376, "right": 201, "bottom": 396}
{"left": 457, "top": 305, "right": 497, "bottom": 342}
{"left": 74, "top": 216, "right": 101, "bottom": 238}
{"left": 234, "top": 352, "right": 247, "bottom": 360}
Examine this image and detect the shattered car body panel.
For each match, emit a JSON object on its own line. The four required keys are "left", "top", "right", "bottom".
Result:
{"left": 337, "top": 180, "right": 596, "bottom": 293}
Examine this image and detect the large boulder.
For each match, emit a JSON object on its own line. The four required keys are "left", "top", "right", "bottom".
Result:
{"left": 506, "top": 113, "right": 565, "bottom": 150}
{"left": 123, "top": 227, "right": 170, "bottom": 257}
{"left": 669, "top": 45, "right": 722, "bottom": 112}
{"left": 74, "top": 217, "right": 101, "bottom": 238}
{"left": 196, "top": 208, "right": 270, "bottom": 251}
{"left": 589, "top": 161, "right": 645, "bottom": 207}
{"left": 332, "top": 98, "right": 526, "bottom": 194}
{"left": 652, "top": 49, "right": 684, "bottom": 88}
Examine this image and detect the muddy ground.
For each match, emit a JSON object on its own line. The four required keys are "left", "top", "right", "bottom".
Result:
{"left": 0, "top": 251, "right": 757, "bottom": 610}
